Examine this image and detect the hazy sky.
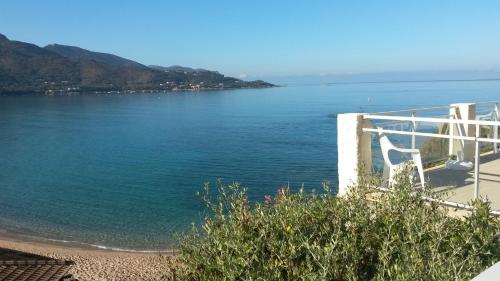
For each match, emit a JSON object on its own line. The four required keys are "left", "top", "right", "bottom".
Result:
{"left": 1, "top": 0, "right": 499, "bottom": 78}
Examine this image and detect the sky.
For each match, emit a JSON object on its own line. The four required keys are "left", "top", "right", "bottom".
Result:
{"left": 1, "top": 0, "right": 500, "bottom": 78}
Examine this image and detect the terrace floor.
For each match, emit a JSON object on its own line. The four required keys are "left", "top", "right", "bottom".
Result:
{"left": 426, "top": 152, "right": 500, "bottom": 211}
{"left": 0, "top": 247, "right": 73, "bottom": 281}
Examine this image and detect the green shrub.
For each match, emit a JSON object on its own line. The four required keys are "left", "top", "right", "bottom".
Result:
{"left": 169, "top": 170, "right": 500, "bottom": 280}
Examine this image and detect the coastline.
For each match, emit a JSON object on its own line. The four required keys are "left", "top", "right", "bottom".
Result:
{"left": 0, "top": 228, "right": 177, "bottom": 253}
{"left": 0, "top": 230, "right": 176, "bottom": 280}
{"left": 0, "top": 84, "right": 278, "bottom": 96}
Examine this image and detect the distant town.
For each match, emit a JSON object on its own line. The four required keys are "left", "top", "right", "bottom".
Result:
{"left": 41, "top": 77, "right": 271, "bottom": 95}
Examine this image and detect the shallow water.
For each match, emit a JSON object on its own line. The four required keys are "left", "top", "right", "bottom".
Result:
{"left": 0, "top": 81, "right": 499, "bottom": 249}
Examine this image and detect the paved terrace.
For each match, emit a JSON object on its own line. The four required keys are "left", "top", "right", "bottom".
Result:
{"left": 426, "top": 153, "right": 500, "bottom": 211}
{"left": 0, "top": 247, "right": 73, "bottom": 281}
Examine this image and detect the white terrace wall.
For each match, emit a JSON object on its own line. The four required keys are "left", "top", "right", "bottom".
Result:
{"left": 449, "top": 103, "right": 476, "bottom": 162}
{"left": 337, "top": 113, "right": 372, "bottom": 196}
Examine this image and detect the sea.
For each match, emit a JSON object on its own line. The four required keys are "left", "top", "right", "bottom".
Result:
{"left": 0, "top": 80, "right": 499, "bottom": 250}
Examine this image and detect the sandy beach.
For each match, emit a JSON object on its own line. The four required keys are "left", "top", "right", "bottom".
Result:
{"left": 0, "top": 233, "right": 175, "bottom": 281}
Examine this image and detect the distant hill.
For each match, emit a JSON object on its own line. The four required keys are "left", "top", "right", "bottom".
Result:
{"left": 149, "top": 65, "right": 213, "bottom": 73}
{"left": 0, "top": 34, "right": 82, "bottom": 92}
{"left": 45, "top": 44, "right": 145, "bottom": 68}
{"left": 0, "top": 34, "right": 274, "bottom": 94}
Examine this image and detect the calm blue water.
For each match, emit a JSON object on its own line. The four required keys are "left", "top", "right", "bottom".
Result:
{"left": 0, "top": 81, "right": 499, "bottom": 250}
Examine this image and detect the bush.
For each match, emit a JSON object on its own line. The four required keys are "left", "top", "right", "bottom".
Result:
{"left": 169, "top": 170, "right": 500, "bottom": 280}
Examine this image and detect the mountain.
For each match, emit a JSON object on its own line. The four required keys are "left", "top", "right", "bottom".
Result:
{"left": 45, "top": 44, "right": 144, "bottom": 68}
{"left": 0, "top": 34, "right": 274, "bottom": 94}
{"left": 149, "top": 64, "right": 274, "bottom": 90}
{"left": 149, "top": 65, "right": 212, "bottom": 73}
{"left": 0, "top": 34, "right": 82, "bottom": 92}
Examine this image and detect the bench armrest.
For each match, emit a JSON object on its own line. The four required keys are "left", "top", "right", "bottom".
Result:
{"left": 391, "top": 147, "right": 420, "bottom": 154}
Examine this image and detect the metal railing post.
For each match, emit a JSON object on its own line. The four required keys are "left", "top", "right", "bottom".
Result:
{"left": 495, "top": 103, "right": 499, "bottom": 153}
{"left": 449, "top": 108, "right": 456, "bottom": 157}
{"left": 411, "top": 111, "right": 416, "bottom": 150}
{"left": 474, "top": 124, "right": 480, "bottom": 200}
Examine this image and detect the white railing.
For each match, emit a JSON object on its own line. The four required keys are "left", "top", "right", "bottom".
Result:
{"left": 370, "top": 105, "right": 457, "bottom": 163}
{"left": 359, "top": 102, "right": 500, "bottom": 213}
{"left": 476, "top": 101, "right": 499, "bottom": 153}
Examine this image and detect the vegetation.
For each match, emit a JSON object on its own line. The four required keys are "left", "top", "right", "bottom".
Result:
{"left": 167, "top": 169, "right": 500, "bottom": 280}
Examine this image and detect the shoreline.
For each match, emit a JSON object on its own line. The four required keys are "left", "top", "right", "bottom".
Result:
{"left": 0, "top": 230, "right": 177, "bottom": 280}
{"left": 0, "top": 228, "right": 176, "bottom": 254}
{"left": 0, "top": 84, "right": 278, "bottom": 96}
